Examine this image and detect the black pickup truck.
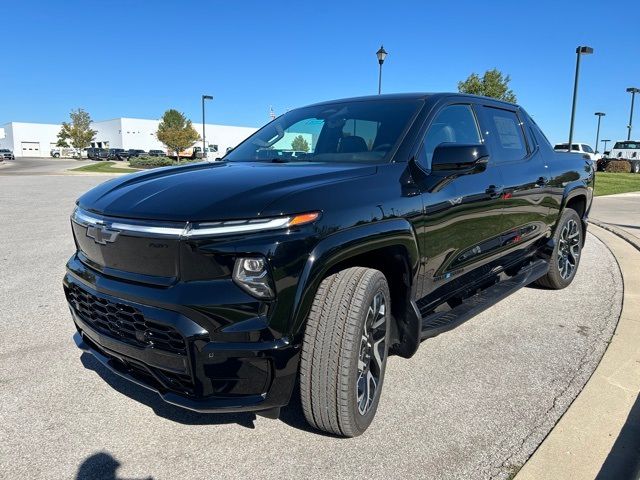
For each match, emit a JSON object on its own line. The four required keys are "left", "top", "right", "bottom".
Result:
{"left": 64, "top": 93, "right": 593, "bottom": 437}
{"left": 107, "top": 148, "right": 130, "bottom": 161}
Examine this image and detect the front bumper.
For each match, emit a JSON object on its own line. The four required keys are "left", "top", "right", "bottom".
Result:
{"left": 65, "top": 264, "right": 300, "bottom": 414}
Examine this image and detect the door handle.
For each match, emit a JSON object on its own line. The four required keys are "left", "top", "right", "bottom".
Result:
{"left": 486, "top": 185, "right": 504, "bottom": 198}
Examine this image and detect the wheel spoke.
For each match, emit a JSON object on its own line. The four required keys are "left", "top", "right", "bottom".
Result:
{"left": 355, "top": 291, "right": 387, "bottom": 416}
{"left": 364, "top": 370, "right": 377, "bottom": 413}
{"left": 372, "top": 336, "right": 385, "bottom": 372}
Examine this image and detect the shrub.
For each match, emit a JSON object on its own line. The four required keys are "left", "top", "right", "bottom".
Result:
{"left": 604, "top": 160, "right": 632, "bottom": 173}
{"left": 129, "top": 156, "right": 200, "bottom": 169}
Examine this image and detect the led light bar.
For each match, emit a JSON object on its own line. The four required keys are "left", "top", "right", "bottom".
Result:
{"left": 71, "top": 207, "right": 320, "bottom": 238}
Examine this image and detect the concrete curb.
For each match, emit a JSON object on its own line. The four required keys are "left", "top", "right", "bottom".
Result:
{"left": 590, "top": 219, "right": 640, "bottom": 252}
{"left": 515, "top": 224, "right": 640, "bottom": 480}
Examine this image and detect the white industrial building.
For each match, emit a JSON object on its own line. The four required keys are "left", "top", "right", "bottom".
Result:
{"left": 0, "top": 118, "right": 258, "bottom": 157}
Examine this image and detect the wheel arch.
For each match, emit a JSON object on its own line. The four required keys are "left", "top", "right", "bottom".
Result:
{"left": 291, "top": 219, "right": 422, "bottom": 358}
{"left": 561, "top": 186, "right": 590, "bottom": 244}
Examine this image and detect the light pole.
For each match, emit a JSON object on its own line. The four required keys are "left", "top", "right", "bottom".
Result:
{"left": 626, "top": 87, "right": 639, "bottom": 140}
{"left": 594, "top": 112, "right": 605, "bottom": 153}
{"left": 202, "top": 95, "right": 213, "bottom": 158}
{"left": 601, "top": 139, "right": 611, "bottom": 153}
{"left": 376, "top": 45, "right": 387, "bottom": 95}
{"left": 568, "top": 46, "right": 594, "bottom": 150}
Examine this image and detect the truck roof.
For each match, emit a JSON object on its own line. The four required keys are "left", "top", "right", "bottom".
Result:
{"left": 307, "top": 92, "right": 519, "bottom": 108}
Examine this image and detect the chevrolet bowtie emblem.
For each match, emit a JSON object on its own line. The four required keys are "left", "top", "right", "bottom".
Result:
{"left": 86, "top": 224, "right": 120, "bottom": 245}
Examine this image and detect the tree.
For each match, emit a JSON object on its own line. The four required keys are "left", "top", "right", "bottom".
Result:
{"left": 156, "top": 109, "right": 200, "bottom": 162}
{"left": 57, "top": 109, "right": 97, "bottom": 153}
{"left": 457, "top": 68, "right": 517, "bottom": 103}
{"left": 291, "top": 134, "right": 309, "bottom": 152}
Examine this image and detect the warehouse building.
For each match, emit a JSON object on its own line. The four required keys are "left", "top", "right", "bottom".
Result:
{"left": 0, "top": 118, "right": 257, "bottom": 157}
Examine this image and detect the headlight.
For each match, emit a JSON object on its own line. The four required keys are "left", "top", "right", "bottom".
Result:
{"left": 233, "top": 256, "right": 275, "bottom": 299}
{"left": 186, "top": 211, "right": 320, "bottom": 238}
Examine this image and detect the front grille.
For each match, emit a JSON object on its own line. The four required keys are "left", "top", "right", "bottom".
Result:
{"left": 66, "top": 284, "right": 187, "bottom": 355}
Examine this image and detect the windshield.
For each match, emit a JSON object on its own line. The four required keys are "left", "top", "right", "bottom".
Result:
{"left": 225, "top": 99, "right": 422, "bottom": 164}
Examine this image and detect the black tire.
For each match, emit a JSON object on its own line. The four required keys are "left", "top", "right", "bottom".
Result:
{"left": 535, "top": 208, "right": 583, "bottom": 290}
{"left": 299, "top": 267, "right": 391, "bottom": 437}
{"left": 633, "top": 162, "right": 640, "bottom": 174}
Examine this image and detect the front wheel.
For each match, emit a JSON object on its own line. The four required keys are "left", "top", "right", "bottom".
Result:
{"left": 299, "top": 267, "right": 391, "bottom": 437}
{"left": 536, "top": 208, "right": 583, "bottom": 289}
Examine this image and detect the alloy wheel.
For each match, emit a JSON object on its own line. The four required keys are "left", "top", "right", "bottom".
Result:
{"left": 356, "top": 292, "right": 387, "bottom": 416}
{"left": 557, "top": 219, "right": 581, "bottom": 279}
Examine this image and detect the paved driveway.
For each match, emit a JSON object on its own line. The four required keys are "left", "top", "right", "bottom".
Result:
{"left": 0, "top": 156, "right": 92, "bottom": 175}
{"left": 591, "top": 192, "right": 640, "bottom": 242}
{"left": 0, "top": 174, "right": 623, "bottom": 480}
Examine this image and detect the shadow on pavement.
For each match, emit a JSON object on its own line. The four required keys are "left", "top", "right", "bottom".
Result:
{"left": 80, "top": 354, "right": 257, "bottom": 428}
{"left": 80, "top": 353, "right": 317, "bottom": 434}
{"left": 76, "top": 452, "right": 152, "bottom": 480}
{"left": 596, "top": 392, "right": 640, "bottom": 480}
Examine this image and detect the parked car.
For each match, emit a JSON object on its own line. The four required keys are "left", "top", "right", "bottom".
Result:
{"left": 107, "top": 148, "right": 130, "bottom": 161}
{"left": 51, "top": 147, "right": 81, "bottom": 158}
{"left": 128, "top": 149, "right": 147, "bottom": 158}
{"left": 65, "top": 93, "right": 593, "bottom": 437}
{"left": 604, "top": 141, "right": 640, "bottom": 173}
{"left": 148, "top": 149, "right": 166, "bottom": 157}
{"left": 86, "top": 148, "right": 108, "bottom": 160}
{"left": 553, "top": 142, "right": 601, "bottom": 169}
{"left": 0, "top": 148, "right": 15, "bottom": 160}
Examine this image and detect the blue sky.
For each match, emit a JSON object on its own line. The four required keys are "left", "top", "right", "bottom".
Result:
{"left": 1, "top": 0, "right": 638, "bottom": 146}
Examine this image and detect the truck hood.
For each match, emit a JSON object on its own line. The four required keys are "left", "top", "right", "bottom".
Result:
{"left": 78, "top": 161, "right": 377, "bottom": 221}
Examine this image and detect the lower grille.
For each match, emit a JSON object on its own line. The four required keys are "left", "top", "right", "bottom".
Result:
{"left": 66, "top": 284, "right": 187, "bottom": 356}
{"left": 82, "top": 333, "right": 196, "bottom": 396}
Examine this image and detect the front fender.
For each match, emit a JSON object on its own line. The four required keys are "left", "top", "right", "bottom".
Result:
{"left": 289, "top": 219, "right": 420, "bottom": 340}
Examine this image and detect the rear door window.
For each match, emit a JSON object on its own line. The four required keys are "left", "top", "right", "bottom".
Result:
{"left": 480, "top": 107, "right": 528, "bottom": 163}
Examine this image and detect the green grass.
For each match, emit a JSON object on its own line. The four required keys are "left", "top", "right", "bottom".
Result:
{"left": 70, "top": 161, "right": 139, "bottom": 174}
{"left": 595, "top": 172, "right": 640, "bottom": 196}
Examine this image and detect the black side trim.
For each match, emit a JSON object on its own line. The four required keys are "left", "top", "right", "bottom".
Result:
{"left": 420, "top": 259, "right": 548, "bottom": 340}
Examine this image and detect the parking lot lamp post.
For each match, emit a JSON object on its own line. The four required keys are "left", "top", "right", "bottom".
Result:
{"left": 202, "top": 95, "right": 213, "bottom": 158}
{"left": 626, "top": 87, "right": 640, "bottom": 140}
{"left": 376, "top": 45, "right": 387, "bottom": 95}
{"left": 568, "top": 46, "right": 594, "bottom": 150}
{"left": 594, "top": 112, "right": 605, "bottom": 153}
{"left": 601, "top": 139, "right": 610, "bottom": 153}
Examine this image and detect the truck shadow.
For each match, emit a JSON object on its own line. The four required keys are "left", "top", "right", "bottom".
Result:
{"left": 80, "top": 354, "right": 257, "bottom": 428}
{"left": 76, "top": 452, "right": 152, "bottom": 480}
{"left": 79, "top": 353, "right": 315, "bottom": 433}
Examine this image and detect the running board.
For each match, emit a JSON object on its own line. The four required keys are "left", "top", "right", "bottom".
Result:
{"left": 420, "top": 259, "right": 549, "bottom": 340}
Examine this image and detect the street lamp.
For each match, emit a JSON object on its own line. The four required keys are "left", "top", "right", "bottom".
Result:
{"left": 601, "top": 139, "right": 611, "bottom": 153}
{"left": 202, "top": 94, "right": 213, "bottom": 158}
{"left": 376, "top": 45, "right": 388, "bottom": 95}
{"left": 594, "top": 112, "right": 605, "bottom": 153}
{"left": 626, "top": 87, "right": 640, "bottom": 140}
{"left": 568, "top": 46, "right": 594, "bottom": 151}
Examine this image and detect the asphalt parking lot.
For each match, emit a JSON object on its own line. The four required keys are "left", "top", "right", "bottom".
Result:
{"left": 0, "top": 165, "right": 623, "bottom": 480}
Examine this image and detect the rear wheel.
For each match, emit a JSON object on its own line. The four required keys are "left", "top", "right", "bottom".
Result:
{"left": 633, "top": 162, "right": 640, "bottom": 174}
{"left": 536, "top": 208, "right": 583, "bottom": 289}
{"left": 299, "top": 267, "right": 391, "bottom": 437}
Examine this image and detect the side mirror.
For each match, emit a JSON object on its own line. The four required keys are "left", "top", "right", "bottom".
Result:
{"left": 431, "top": 143, "right": 489, "bottom": 173}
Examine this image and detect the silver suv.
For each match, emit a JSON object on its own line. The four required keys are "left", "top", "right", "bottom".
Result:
{"left": 0, "top": 149, "right": 15, "bottom": 160}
